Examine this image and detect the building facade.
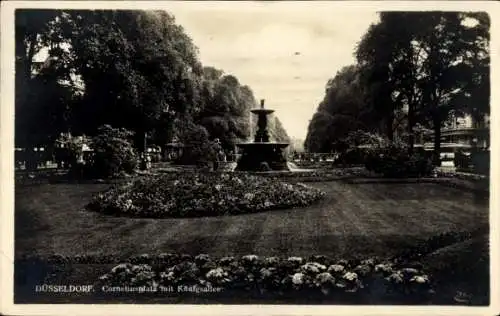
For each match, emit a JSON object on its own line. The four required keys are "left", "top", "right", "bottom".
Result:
{"left": 419, "top": 113, "right": 490, "bottom": 152}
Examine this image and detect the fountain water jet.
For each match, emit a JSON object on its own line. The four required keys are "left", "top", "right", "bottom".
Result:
{"left": 235, "top": 99, "right": 290, "bottom": 171}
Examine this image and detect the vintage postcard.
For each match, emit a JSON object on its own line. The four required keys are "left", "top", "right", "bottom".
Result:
{"left": 1, "top": 1, "right": 499, "bottom": 315}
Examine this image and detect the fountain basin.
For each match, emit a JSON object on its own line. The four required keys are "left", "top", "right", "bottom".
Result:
{"left": 235, "top": 142, "right": 290, "bottom": 171}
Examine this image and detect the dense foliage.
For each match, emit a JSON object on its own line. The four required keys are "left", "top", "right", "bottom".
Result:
{"left": 87, "top": 172, "right": 325, "bottom": 217}
{"left": 304, "top": 66, "right": 379, "bottom": 153}
{"left": 15, "top": 10, "right": 289, "bottom": 156}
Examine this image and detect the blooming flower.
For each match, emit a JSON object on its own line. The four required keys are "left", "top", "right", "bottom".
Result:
{"left": 401, "top": 267, "right": 419, "bottom": 276}
{"left": 354, "top": 264, "right": 371, "bottom": 276}
{"left": 410, "top": 275, "right": 429, "bottom": 284}
{"left": 259, "top": 267, "right": 275, "bottom": 279}
{"left": 374, "top": 263, "right": 393, "bottom": 274}
{"left": 243, "top": 193, "right": 255, "bottom": 200}
{"left": 328, "top": 264, "right": 345, "bottom": 274}
{"left": 111, "top": 263, "right": 132, "bottom": 274}
{"left": 264, "top": 256, "right": 280, "bottom": 266}
{"left": 242, "top": 254, "right": 259, "bottom": 262}
{"left": 206, "top": 267, "right": 227, "bottom": 279}
{"left": 288, "top": 257, "right": 304, "bottom": 265}
{"left": 361, "top": 258, "right": 375, "bottom": 266}
{"left": 343, "top": 272, "right": 358, "bottom": 281}
{"left": 124, "top": 199, "right": 133, "bottom": 210}
{"left": 131, "top": 264, "right": 153, "bottom": 273}
{"left": 195, "top": 254, "right": 210, "bottom": 263}
{"left": 292, "top": 272, "right": 305, "bottom": 285}
{"left": 387, "top": 271, "right": 404, "bottom": 284}
{"left": 219, "top": 256, "right": 235, "bottom": 265}
{"left": 315, "top": 272, "right": 335, "bottom": 286}
{"left": 160, "top": 271, "right": 176, "bottom": 282}
{"left": 301, "top": 262, "right": 327, "bottom": 274}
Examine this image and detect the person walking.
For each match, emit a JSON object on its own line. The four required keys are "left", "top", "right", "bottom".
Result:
{"left": 212, "top": 138, "right": 222, "bottom": 171}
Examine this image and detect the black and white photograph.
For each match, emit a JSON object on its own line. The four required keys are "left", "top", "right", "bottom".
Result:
{"left": 1, "top": 0, "right": 498, "bottom": 314}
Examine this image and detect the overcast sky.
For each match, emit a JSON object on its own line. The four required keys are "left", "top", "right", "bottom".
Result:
{"left": 167, "top": 2, "right": 379, "bottom": 140}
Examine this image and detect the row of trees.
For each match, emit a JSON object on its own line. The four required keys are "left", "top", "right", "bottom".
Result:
{"left": 305, "top": 12, "right": 489, "bottom": 162}
{"left": 16, "top": 9, "right": 290, "bottom": 156}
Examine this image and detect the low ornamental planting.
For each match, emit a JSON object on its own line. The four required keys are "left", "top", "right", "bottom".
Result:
{"left": 86, "top": 172, "right": 325, "bottom": 217}
{"left": 95, "top": 254, "right": 434, "bottom": 303}
{"left": 365, "top": 148, "right": 434, "bottom": 178}
{"left": 254, "top": 167, "right": 372, "bottom": 181}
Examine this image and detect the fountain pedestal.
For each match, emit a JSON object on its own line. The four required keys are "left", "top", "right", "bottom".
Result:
{"left": 235, "top": 99, "right": 290, "bottom": 171}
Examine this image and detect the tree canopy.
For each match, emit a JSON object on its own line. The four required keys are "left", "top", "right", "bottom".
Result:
{"left": 304, "top": 65, "right": 378, "bottom": 152}
{"left": 306, "top": 11, "right": 490, "bottom": 159}
{"left": 15, "top": 9, "right": 286, "bottom": 154}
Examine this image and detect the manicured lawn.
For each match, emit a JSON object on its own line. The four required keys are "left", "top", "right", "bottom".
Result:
{"left": 15, "top": 179, "right": 488, "bottom": 260}
{"left": 14, "top": 177, "right": 489, "bottom": 304}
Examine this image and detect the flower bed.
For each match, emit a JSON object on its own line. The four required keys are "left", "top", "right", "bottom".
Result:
{"left": 94, "top": 253, "right": 434, "bottom": 303}
{"left": 87, "top": 172, "right": 325, "bottom": 217}
{"left": 436, "top": 169, "right": 488, "bottom": 181}
{"left": 250, "top": 167, "right": 373, "bottom": 182}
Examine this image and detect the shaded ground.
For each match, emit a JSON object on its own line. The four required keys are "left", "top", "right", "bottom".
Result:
{"left": 14, "top": 178, "right": 489, "bottom": 304}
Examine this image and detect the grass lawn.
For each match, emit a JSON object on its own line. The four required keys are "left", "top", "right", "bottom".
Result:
{"left": 14, "top": 178, "right": 489, "bottom": 304}
{"left": 15, "top": 179, "right": 488, "bottom": 259}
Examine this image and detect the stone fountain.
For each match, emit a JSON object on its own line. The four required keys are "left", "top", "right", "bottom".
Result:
{"left": 235, "top": 99, "right": 290, "bottom": 171}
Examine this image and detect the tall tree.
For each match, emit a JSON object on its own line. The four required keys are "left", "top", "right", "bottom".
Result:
{"left": 197, "top": 69, "right": 254, "bottom": 150}
{"left": 53, "top": 10, "right": 202, "bottom": 151}
{"left": 356, "top": 12, "right": 490, "bottom": 161}
{"left": 417, "top": 12, "right": 489, "bottom": 161}
{"left": 15, "top": 9, "right": 74, "bottom": 146}
{"left": 305, "top": 65, "right": 377, "bottom": 153}
{"left": 356, "top": 12, "right": 427, "bottom": 151}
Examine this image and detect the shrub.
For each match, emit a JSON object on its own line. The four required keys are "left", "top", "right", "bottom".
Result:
{"left": 471, "top": 150, "right": 489, "bottom": 176}
{"left": 174, "top": 121, "right": 215, "bottom": 167}
{"left": 333, "top": 148, "right": 369, "bottom": 166}
{"left": 91, "top": 125, "right": 138, "bottom": 178}
{"left": 365, "top": 146, "right": 433, "bottom": 178}
{"left": 87, "top": 172, "right": 326, "bottom": 218}
{"left": 333, "top": 131, "right": 389, "bottom": 166}
{"left": 454, "top": 150, "right": 471, "bottom": 169}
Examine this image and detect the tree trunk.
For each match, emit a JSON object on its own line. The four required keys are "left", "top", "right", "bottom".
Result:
{"left": 386, "top": 112, "right": 394, "bottom": 141}
{"left": 433, "top": 118, "right": 441, "bottom": 166}
{"left": 134, "top": 128, "right": 147, "bottom": 153}
{"left": 407, "top": 104, "right": 414, "bottom": 155}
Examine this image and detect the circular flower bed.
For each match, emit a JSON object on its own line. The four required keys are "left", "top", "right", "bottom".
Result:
{"left": 87, "top": 172, "right": 325, "bottom": 217}
{"left": 95, "top": 253, "right": 434, "bottom": 303}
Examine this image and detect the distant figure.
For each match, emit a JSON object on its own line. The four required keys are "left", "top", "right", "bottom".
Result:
{"left": 140, "top": 153, "right": 148, "bottom": 170}
{"left": 227, "top": 150, "right": 235, "bottom": 162}
{"left": 212, "top": 138, "right": 223, "bottom": 171}
{"left": 146, "top": 154, "right": 152, "bottom": 169}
